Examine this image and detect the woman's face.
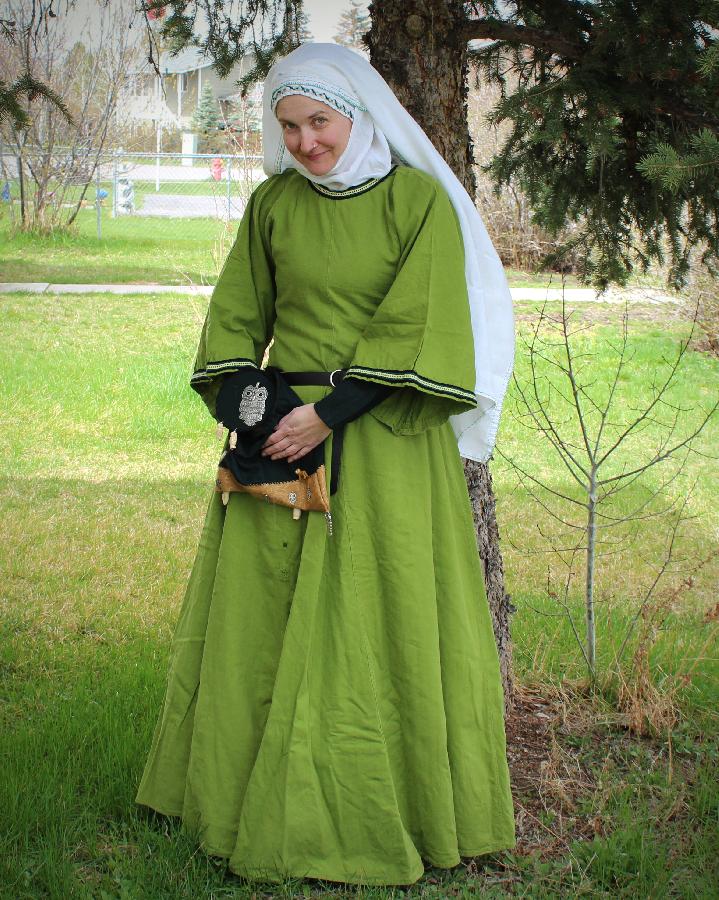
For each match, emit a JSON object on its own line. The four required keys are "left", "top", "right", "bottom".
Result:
{"left": 275, "top": 95, "right": 352, "bottom": 176}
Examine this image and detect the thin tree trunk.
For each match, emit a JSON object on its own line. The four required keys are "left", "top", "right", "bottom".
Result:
{"left": 367, "top": 0, "right": 516, "bottom": 709}
{"left": 586, "top": 473, "right": 597, "bottom": 681}
{"left": 17, "top": 153, "right": 26, "bottom": 226}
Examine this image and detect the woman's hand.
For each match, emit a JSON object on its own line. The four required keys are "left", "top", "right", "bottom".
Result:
{"left": 261, "top": 404, "right": 331, "bottom": 463}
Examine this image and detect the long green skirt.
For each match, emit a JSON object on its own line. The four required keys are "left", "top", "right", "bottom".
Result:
{"left": 135, "top": 386, "right": 516, "bottom": 885}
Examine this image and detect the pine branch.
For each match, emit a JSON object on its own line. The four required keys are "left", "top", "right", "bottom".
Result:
{"left": 465, "top": 15, "right": 719, "bottom": 133}
{"left": 463, "top": 16, "right": 585, "bottom": 61}
{"left": 0, "top": 72, "right": 72, "bottom": 130}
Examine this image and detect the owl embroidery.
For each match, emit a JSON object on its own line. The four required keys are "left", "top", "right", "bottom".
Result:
{"left": 238, "top": 382, "right": 268, "bottom": 426}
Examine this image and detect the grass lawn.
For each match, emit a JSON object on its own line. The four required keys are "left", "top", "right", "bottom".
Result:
{"left": 0, "top": 292, "right": 717, "bottom": 897}
{"left": 1, "top": 204, "right": 602, "bottom": 289}
{"left": 0, "top": 207, "right": 235, "bottom": 285}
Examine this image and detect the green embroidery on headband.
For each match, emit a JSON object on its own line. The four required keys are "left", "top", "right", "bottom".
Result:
{"left": 271, "top": 79, "right": 367, "bottom": 120}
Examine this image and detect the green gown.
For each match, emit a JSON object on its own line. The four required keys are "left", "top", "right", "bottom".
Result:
{"left": 135, "top": 165, "right": 517, "bottom": 885}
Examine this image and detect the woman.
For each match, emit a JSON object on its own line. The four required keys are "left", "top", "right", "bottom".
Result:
{"left": 135, "top": 42, "right": 516, "bottom": 886}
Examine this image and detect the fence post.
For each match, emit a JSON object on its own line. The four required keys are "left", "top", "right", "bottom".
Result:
{"left": 226, "top": 155, "right": 231, "bottom": 222}
{"left": 17, "top": 155, "right": 26, "bottom": 226}
{"left": 112, "top": 150, "right": 118, "bottom": 218}
{"left": 155, "top": 124, "right": 161, "bottom": 192}
{"left": 95, "top": 165, "right": 102, "bottom": 240}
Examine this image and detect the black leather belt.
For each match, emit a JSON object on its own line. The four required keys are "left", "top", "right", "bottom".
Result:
{"left": 282, "top": 369, "right": 347, "bottom": 387}
{"left": 281, "top": 369, "right": 348, "bottom": 496}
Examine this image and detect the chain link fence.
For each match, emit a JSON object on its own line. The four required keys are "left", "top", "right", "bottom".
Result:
{"left": 0, "top": 149, "right": 265, "bottom": 241}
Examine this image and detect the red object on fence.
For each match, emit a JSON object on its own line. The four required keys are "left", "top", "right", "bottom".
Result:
{"left": 211, "top": 158, "right": 223, "bottom": 181}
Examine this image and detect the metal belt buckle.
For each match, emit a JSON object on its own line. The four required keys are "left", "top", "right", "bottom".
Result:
{"left": 329, "top": 369, "right": 343, "bottom": 387}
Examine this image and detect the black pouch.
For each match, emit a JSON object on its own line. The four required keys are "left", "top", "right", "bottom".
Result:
{"left": 213, "top": 367, "right": 330, "bottom": 514}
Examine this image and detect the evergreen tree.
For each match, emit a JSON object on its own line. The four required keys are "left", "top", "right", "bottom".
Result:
{"left": 224, "top": 95, "right": 262, "bottom": 143}
{"left": 191, "top": 83, "right": 221, "bottom": 134}
{"left": 1, "top": 10, "right": 70, "bottom": 130}
{"left": 298, "top": 9, "right": 314, "bottom": 43}
{"left": 468, "top": 0, "right": 719, "bottom": 289}
{"left": 334, "top": 1, "right": 369, "bottom": 50}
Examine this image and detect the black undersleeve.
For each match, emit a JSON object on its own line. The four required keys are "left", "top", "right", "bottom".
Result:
{"left": 314, "top": 378, "right": 394, "bottom": 430}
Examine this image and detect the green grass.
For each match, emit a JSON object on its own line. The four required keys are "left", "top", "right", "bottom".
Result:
{"left": 0, "top": 292, "right": 717, "bottom": 897}
{"left": 0, "top": 202, "right": 610, "bottom": 289}
{"left": 2, "top": 174, "right": 261, "bottom": 202}
{"left": 0, "top": 209, "right": 236, "bottom": 284}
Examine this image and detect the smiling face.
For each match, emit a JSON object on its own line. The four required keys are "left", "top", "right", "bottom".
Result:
{"left": 275, "top": 94, "right": 352, "bottom": 176}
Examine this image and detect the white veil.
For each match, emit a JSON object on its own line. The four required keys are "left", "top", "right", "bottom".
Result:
{"left": 262, "top": 43, "right": 514, "bottom": 463}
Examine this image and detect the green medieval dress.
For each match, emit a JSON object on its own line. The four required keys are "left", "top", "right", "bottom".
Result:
{"left": 135, "top": 164, "right": 517, "bottom": 885}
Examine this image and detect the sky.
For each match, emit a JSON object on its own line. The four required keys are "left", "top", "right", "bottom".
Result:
{"left": 304, "top": 0, "right": 347, "bottom": 43}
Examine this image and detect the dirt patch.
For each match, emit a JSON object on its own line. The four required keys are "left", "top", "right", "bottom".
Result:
{"left": 499, "top": 678, "right": 710, "bottom": 869}
{"left": 504, "top": 685, "right": 598, "bottom": 858}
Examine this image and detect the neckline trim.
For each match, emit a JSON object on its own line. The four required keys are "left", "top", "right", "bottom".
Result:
{"left": 307, "top": 165, "right": 398, "bottom": 200}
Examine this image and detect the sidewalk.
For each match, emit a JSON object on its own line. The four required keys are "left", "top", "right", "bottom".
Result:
{"left": 0, "top": 282, "right": 214, "bottom": 296}
{"left": 0, "top": 282, "right": 681, "bottom": 304}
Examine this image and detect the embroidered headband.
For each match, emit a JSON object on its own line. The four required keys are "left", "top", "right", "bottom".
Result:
{"left": 270, "top": 78, "right": 368, "bottom": 120}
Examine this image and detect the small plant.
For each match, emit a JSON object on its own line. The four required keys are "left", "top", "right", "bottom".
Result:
{"left": 614, "top": 545, "right": 718, "bottom": 740}
{"left": 499, "top": 286, "right": 717, "bottom": 684}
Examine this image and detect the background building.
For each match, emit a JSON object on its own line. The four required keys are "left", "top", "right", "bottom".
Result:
{"left": 121, "top": 47, "right": 262, "bottom": 132}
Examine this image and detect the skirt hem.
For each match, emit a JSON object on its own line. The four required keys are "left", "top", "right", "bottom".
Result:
{"left": 135, "top": 798, "right": 182, "bottom": 819}
{"left": 136, "top": 800, "right": 515, "bottom": 886}
{"left": 224, "top": 859, "right": 426, "bottom": 887}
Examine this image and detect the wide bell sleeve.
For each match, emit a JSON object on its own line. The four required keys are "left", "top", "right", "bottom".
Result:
{"left": 344, "top": 172, "right": 477, "bottom": 435}
{"left": 189, "top": 178, "right": 277, "bottom": 418}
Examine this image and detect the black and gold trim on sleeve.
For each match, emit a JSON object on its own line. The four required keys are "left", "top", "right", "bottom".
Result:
{"left": 345, "top": 366, "right": 476, "bottom": 405}
{"left": 190, "top": 357, "right": 258, "bottom": 387}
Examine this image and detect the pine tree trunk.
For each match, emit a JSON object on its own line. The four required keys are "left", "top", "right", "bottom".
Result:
{"left": 367, "top": 0, "right": 516, "bottom": 709}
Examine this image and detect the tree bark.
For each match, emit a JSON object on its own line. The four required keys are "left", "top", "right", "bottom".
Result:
{"left": 367, "top": 0, "right": 516, "bottom": 709}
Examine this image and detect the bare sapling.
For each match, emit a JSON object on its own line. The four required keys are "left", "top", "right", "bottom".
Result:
{"left": 220, "top": 92, "right": 262, "bottom": 203}
{"left": 498, "top": 287, "right": 717, "bottom": 685}
{"left": 0, "top": 0, "right": 137, "bottom": 233}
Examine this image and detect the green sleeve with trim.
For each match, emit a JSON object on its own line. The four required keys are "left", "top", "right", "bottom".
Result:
{"left": 190, "top": 178, "right": 279, "bottom": 417}
{"left": 345, "top": 174, "right": 477, "bottom": 434}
